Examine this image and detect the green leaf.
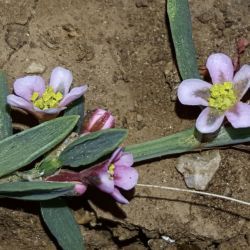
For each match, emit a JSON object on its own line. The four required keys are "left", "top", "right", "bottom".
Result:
{"left": 167, "top": 0, "right": 200, "bottom": 79}
{"left": 0, "top": 115, "right": 79, "bottom": 178}
{"left": 125, "top": 126, "right": 250, "bottom": 162}
{"left": 125, "top": 127, "right": 197, "bottom": 162}
{"left": 59, "top": 129, "right": 127, "bottom": 167}
{"left": 205, "top": 126, "right": 250, "bottom": 148}
{"left": 0, "top": 181, "right": 74, "bottom": 200}
{"left": 0, "top": 71, "right": 12, "bottom": 139}
{"left": 64, "top": 96, "right": 85, "bottom": 134}
{"left": 41, "top": 199, "right": 84, "bottom": 250}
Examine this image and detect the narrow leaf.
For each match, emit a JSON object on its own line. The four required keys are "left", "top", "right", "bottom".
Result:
{"left": 59, "top": 129, "right": 127, "bottom": 167}
{"left": 0, "top": 181, "right": 74, "bottom": 200}
{"left": 41, "top": 199, "right": 84, "bottom": 250}
{"left": 167, "top": 0, "right": 200, "bottom": 79}
{"left": 64, "top": 96, "right": 85, "bottom": 134}
{"left": 125, "top": 127, "right": 197, "bottom": 162}
{"left": 125, "top": 126, "right": 250, "bottom": 162}
{"left": 0, "top": 115, "right": 79, "bottom": 178}
{"left": 0, "top": 71, "right": 12, "bottom": 139}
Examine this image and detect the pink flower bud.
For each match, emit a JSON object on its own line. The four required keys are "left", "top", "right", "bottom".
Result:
{"left": 82, "top": 108, "right": 115, "bottom": 133}
{"left": 74, "top": 183, "right": 87, "bottom": 196}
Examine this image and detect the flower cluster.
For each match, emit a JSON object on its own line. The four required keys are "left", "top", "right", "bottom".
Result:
{"left": 7, "top": 67, "right": 87, "bottom": 120}
{"left": 177, "top": 53, "right": 250, "bottom": 133}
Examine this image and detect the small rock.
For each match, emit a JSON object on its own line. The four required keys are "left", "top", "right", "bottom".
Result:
{"left": 136, "top": 114, "right": 143, "bottom": 122}
{"left": 25, "top": 62, "right": 46, "bottom": 74}
{"left": 176, "top": 150, "right": 221, "bottom": 190}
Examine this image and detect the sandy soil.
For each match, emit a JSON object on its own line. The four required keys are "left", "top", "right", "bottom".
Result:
{"left": 0, "top": 0, "right": 250, "bottom": 249}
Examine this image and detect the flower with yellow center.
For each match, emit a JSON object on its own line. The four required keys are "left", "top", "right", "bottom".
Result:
{"left": 7, "top": 66, "right": 88, "bottom": 119}
{"left": 177, "top": 53, "right": 250, "bottom": 133}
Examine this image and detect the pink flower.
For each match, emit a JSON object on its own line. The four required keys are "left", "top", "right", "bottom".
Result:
{"left": 177, "top": 53, "right": 250, "bottom": 133}
{"left": 82, "top": 108, "right": 115, "bottom": 133}
{"left": 7, "top": 67, "right": 87, "bottom": 120}
{"left": 81, "top": 147, "right": 138, "bottom": 204}
{"left": 46, "top": 148, "right": 138, "bottom": 204}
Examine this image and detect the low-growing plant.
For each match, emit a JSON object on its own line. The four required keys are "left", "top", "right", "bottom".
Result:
{"left": 1, "top": 1, "right": 250, "bottom": 249}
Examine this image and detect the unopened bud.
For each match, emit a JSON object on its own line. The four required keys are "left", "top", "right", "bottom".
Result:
{"left": 74, "top": 183, "right": 87, "bottom": 196}
{"left": 82, "top": 108, "right": 115, "bottom": 133}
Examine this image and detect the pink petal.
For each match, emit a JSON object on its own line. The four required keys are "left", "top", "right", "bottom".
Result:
{"left": 104, "top": 147, "right": 123, "bottom": 169}
{"left": 115, "top": 153, "right": 134, "bottom": 168}
{"left": 206, "top": 53, "right": 234, "bottom": 83}
{"left": 177, "top": 79, "right": 211, "bottom": 106}
{"left": 7, "top": 94, "right": 33, "bottom": 111}
{"left": 95, "top": 171, "right": 114, "bottom": 193}
{"left": 196, "top": 107, "right": 225, "bottom": 133}
{"left": 59, "top": 85, "right": 88, "bottom": 107}
{"left": 114, "top": 166, "right": 138, "bottom": 190}
{"left": 49, "top": 67, "right": 73, "bottom": 95}
{"left": 110, "top": 188, "right": 129, "bottom": 204}
{"left": 103, "top": 116, "right": 115, "bottom": 128}
{"left": 13, "top": 76, "right": 45, "bottom": 101}
{"left": 233, "top": 65, "right": 250, "bottom": 99}
{"left": 226, "top": 102, "right": 250, "bottom": 128}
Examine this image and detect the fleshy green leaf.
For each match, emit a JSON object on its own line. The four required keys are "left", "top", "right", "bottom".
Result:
{"left": 59, "top": 129, "right": 127, "bottom": 167}
{"left": 63, "top": 96, "right": 85, "bottom": 134}
{"left": 0, "top": 71, "right": 12, "bottom": 139}
{"left": 0, "top": 181, "right": 74, "bottom": 200}
{"left": 0, "top": 115, "right": 79, "bottom": 178}
{"left": 167, "top": 0, "right": 200, "bottom": 79}
{"left": 125, "top": 126, "right": 250, "bottom": 162}
{"left": 41, "top": 199, "right": 84, "bottom": 250}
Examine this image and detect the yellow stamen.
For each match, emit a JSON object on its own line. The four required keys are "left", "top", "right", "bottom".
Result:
{"left": 208, "top": 82, "right": 237, "bottom": 111}
{"left": 31, "top": 86, "right": 63, "bottom": 110}
{"left": 31, "top": 92, "right": 39, "bottom": 102}
{"left": 108, "top": 164, "right": 115, "bottom": 177}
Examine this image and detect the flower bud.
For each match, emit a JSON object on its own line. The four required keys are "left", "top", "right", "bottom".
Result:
{"left": 82, "top": 108, "right": 115, "bottom": 133}
{"left": 74, "top": 183, "right": 87, "bottom": 196}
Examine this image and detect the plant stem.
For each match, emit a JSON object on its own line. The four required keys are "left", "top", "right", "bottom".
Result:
{"left": 136, "top": 183, "right": 250, "bottom": 206}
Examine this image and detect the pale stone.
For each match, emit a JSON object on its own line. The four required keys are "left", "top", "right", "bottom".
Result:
{"left": 176, "top": 150, "right": 221, "bottom": 190}
{"left": 25, "top": 62, "right": 46, "bottom": 74}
